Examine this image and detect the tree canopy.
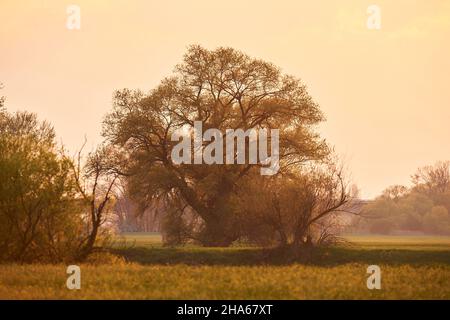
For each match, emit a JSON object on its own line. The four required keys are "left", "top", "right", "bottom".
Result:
{"left": 103, "top": 45, "right": 330, "bottom": 246}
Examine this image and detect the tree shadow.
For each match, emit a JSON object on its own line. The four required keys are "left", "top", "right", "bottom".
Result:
{"left": 311, "top": 247, "right": 450, "bottom": 266}
{"left": 112, "top": 246, "right": 450, "bottom": 267}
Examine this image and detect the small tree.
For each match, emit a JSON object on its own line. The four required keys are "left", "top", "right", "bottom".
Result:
{"left": 0, "top": 110, "right": 82, "bottom": 263}
{"left": 237, "top": 159, "right": 352, "bottom": 255}
{"left": 70, "top": 143, "right": 120, "bottom": 260}
{"left": 412, "top": 161, "right": 450, "bottom": 195}
{"left": 382, "top": 185, "right": 408, "bottom": 202}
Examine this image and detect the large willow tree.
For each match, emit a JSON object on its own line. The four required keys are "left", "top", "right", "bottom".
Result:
{"left": 104, "top": 45, "right": 328, "bottom": 246}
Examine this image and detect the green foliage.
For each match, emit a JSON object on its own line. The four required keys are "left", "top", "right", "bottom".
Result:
{"left": 0, "top": 110, "right": 82, "bottom": 263}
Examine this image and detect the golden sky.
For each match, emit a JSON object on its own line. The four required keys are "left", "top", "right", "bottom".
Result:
{"left": 1, "top": 0, "right": 450, "bottom": 198}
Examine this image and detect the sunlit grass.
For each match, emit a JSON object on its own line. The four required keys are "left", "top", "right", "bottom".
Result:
{"left": 1, "top": 234, "right": 449, "bottom": 299}
{"left": 344, "top": 234, "right": 450, "bottom": 251}
{"left": 0, "top": 263, "right": 449, "bottom": 299}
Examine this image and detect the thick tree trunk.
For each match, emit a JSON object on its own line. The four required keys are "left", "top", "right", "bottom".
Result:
{"left": 198, "top": 214, "right": 238, "bottom": 247}
{"left": 175, "top": 171, "right": 240, "bottom": 247}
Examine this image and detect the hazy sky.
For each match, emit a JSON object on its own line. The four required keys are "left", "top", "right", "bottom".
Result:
{"left": 1, "top": 0, "right": 450, "bottom": 198}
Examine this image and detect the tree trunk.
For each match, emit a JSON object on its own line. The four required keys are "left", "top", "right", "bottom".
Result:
{"left": 198, "top": 214, "right": 238, "bottom": 247}
{"left": 76, "top": 218, "right": 100, "bottom": 261}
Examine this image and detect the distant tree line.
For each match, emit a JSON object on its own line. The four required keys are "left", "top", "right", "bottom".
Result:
{"left": 352, "top": 161, "right": 450, "bottom": 235}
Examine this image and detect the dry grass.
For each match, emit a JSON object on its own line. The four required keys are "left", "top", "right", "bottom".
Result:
{"left": 0, "top": 234, "right": 449, "bottom": 299}
{"left": 0, "top": 263, "right": 449, "bottom": 299}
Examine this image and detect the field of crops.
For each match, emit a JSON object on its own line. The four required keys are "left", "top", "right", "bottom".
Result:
{"left": 0, "top": 234, "right": 449, "bottom": 299}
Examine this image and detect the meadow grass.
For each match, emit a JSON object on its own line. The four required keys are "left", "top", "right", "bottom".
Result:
{"left": 0, "top": 234, "right": 449, "bottom": 299}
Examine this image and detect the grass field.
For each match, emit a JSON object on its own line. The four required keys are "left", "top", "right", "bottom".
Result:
{"left": 0, "top": 234, "right": 449, "bottom": 299}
